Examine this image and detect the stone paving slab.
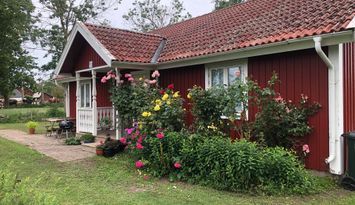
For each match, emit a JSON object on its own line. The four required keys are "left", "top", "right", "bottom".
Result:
{"left": 0, "top": 129, "right": 95, "bottom": 162}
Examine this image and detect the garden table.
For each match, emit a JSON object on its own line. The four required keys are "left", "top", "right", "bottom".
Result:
{"left": 45, "top": 118, "right": 64, "bottom": 137}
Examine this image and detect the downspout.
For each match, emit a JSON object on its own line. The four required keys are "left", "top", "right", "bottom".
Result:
{"left": 313, "top": 37, "right": 336, "bottom": 164}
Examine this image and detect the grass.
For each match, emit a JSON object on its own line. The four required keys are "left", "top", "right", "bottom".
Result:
{"left": 0, "top": 122, "right": 48, "bottom": 134}
{"left": 1, "top": 137, "right": 355, "bottom": 204}
{"left": 0, "top": 106, "right": 65, "bottom": 123}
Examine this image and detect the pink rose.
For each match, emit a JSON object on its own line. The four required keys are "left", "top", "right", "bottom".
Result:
{"left": 135, "top": 160, "right": 144, "bottom": 169}
{"left": 101, "top": 76, "right": 107, "bottom": 83}
{"left": 174, "top": 162, "right": 182, "bottom": 169}
{"left": 137, "top": 136, "right": 143, "bottom": 144}
{"left": 156, "top": 132, "right": 164, "bottom": 139}
{"left": 274, "top": 96, "right": 283, "bottom": 103}
{"left": 128, "top": 77, "right": 134, "bottom": 82}
{"left": 136, "top": 143, "right": 144, "bottom": 150}
{"left": 124, "top": 73, "right": 132, "bottom": 78}
{"left": 125, "top": 128, "right": 134, "bottom": 135}
{"left": 303, "top": 144, "right": 310, "bottom": 153}
{"left": 119, "top": 137, "right": 127, "bottom": 145}
{"left": 149, "top": 80, "right": 157, "bottom": 84}
{"left": 152, "top": 70, "right": 160, "bottom": 78}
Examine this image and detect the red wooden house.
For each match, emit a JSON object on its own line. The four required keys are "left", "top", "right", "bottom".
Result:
{"left": 54, "top": 0, "right": 355, "bottom": 175}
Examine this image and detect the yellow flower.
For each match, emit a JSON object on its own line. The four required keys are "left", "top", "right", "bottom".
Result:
{"left": 142, "top": 112, "right": 152, "bottom": 117}
{"left": 167, "top": 100, "right": 171, "bottom": 105}
{"left": 138, "top": 122, "right": 143, "bottom": 129}
{"left": 187, "top": 93, "right": 192, "bottom": 99}
{"left": 139, "top": 77, "right": 143, "bottom": 81}
{"left": 155, "top": 99, "right": 162, "bottom": 106}
{"left": 162, "top": 93, "right": 169, "bottom": 101}
{"left": 207, "top": 124, "right": 218, "bottom": 131}
{"left": 173, "top": 91, "right": 180, "bottom": 98}
{"left": 154, "top": 105, "right": 161, "bottom": 111}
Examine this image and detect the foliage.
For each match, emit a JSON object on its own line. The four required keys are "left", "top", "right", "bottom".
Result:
{"left": 0, "top": 167, "right": 58, "bottom": 205}
{"left": 41, "top": 80, "right": 65, "bottom": 99}
{"left": 123, "top": 0, "right": 191, "bottom": 32}
{"left": 102, "top": 137, "right": 126, "bottom": 157}
{"left": 0, "top": 106, "right": 65, "bottom": 123}
{"left": 188, "top": 78, "right": 249, "bottom": 136}
{"left": 0, "top": 0, "right": 37, "bottom": 106}
{"left": 249, "top": 73, "right": 321, "bottom": 148}
{"left": 214, "top": 0, "right": 245, "bottom": 10}
{"left": 138, "top": 84, "right": 185, "bottom": 135}
{"left": 99, "top": 117, "right": 112, "bottom": 130}
{"left": 109, "top": 72, "right": 160, "bottom": 128}
{"left": 26, "top": 121, "right": 39, "bottom": 129}
{"left": 181, "top": 137, "right": 317, "bottom": 194}
{"left": 46, "top": 107, "right": 65, "bottom": 118}
{"left": 36, "top": 0, "right": 121, "bottom": 71}
{"left": 65, "top": 137, "right": 81, "bottom": 145}
{"left": 80, "top": 134, "right": 95, "bottom": 143}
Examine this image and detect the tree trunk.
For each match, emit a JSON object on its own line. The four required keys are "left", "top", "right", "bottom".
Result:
{"left": 3, "top": 94, "right": 9, "bottom": 108}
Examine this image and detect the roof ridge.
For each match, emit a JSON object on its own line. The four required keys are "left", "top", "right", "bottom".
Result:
{"left": 84, "top": 22, "right": 165, "bottom": 39}
{"left": 149, "top": 0, "right": 252, "bottom": 34}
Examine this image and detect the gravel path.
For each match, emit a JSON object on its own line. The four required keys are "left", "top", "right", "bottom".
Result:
{"left": 0, "top": 129, "right": 95, "bottom": 162}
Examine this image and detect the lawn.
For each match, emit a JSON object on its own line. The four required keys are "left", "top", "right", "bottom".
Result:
{"left": 0, "top": 122, "right": 48, "bottom": 134}
{"left": 1, "top": 137, "right": 355, "bottom": 204}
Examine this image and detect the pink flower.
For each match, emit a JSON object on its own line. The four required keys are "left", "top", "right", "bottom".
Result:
{"left": 149, "top": 80, "right": 157, "bottom": 84}
{"left": 119, "top": 80, "right": 124, "bottom": 84}
{"left": 101, "top": 76, "right": 107, "bottom": 83}
{"left": 110, "top": 73, "right": 116, "bottom": 79}
{"left": 167, "top": 84, "right": 174, "bottom": 90}
{"left": 274, "top": 96, "right": 283, "bottom": 103}
{"left": 107, "top": 70, "right": 113, "bottom": 75}
{"left": 303, "top": 144, "right": 310, "bottom": 153}
{"left": 106, "top": 74, "right": 111, "bottom": 80}
{"left": 125, "top": 128, "right": 134, "bottom": 135}
{"left": 136, "top": 143, "right": 144, "bottom": 150}
{"left": 128, "top": 77, "right": 134, "bottom": 82}
{"left": 124, "top": 73, "right": 132, "bottom": 78}
{"left": 156, "top": 132, "right": 164, "bottom": 139}
{"left": 119, "top": 137, "right": 127, "bottom": 144}
{"left": 137, "top": 136, "right": 143, "bottom": 144}
{"left": 159, "top": 90, "right": 165, "bottom": 95}
{"left": 135, "top": 160, "right": 144, "bottom": 169}
{"left": 152, "top": 70, "right": 160, "bottom": 78}
{"left": 174, "top": 162, "right": 182, "bottom": 169}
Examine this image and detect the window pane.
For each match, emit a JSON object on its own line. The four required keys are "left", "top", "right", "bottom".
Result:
{"left": 228, "top": 67, "right": 241, "bottom": 85}
{"left": 80, "top": 85, "right": 85, "bottom": 107}
{"left": 85, "top": 84, "right": 90, "bottom": 107}
{"left": 211, "top": 69, "right": 224, "bottom": 86}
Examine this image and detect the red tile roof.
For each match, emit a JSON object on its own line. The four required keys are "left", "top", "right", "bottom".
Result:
{"left": 85, "top": 23, "right": 164, "bottom": 63}
{"left": 86, "top": 0, "right": 355, "bottom": 64}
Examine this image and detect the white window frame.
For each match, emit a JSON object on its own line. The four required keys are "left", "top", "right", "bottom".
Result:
{"left": 205, "top": 59, "right": 248, "bottom": 119}
{"left": 80, "top": 80, "right": 91, "bottom": 108}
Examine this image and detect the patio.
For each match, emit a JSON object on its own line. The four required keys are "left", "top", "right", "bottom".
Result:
{"left": 0, "top": 129, "right": 95, "bottom": 162}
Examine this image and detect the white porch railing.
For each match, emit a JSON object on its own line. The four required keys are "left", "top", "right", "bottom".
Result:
{"left": 78, "top": 108, "right": 94, "bottom": 133}
{"left": 97, "top": 107, "right": 114, "bottom": 128}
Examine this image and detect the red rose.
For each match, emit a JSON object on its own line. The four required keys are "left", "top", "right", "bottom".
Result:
{"left": 167, "top": 84, "right": 174, "bottom": 90}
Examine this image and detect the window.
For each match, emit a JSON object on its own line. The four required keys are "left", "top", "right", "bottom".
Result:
{"left": 80, "top": 82, "right": 91, "bottom": 108}
{"left": 206, "top": 60, "right": 248, "bottom": 118}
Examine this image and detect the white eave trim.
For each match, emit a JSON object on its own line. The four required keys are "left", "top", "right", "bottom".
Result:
{"left": 54, "top": 21, "right": 116, "bottom": 76}
{"left": 156, "top": 30, "right": 355, "bottom": 70}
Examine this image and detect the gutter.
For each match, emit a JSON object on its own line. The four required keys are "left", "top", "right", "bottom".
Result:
{"left": 313, "top": 37, "right": 336, "bottom": 164}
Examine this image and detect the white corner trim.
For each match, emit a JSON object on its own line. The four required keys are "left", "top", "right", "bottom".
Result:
{"left": 54, "top": 22, "right": 116, "bottom": 76}
{"left": 346, "top": 16, "right": 355, "bottom": 29}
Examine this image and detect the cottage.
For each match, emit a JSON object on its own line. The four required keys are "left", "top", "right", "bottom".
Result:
{"left": 54, "top": 0, "right": 355, "bottom": 175}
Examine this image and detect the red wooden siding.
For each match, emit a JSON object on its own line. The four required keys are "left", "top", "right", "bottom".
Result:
{"left": 344, "top": 42, "right": 355, "bottom": 133}
{"left": 74, "top": 41, "right": 106, "bottom": 71}
{"left": 69, "top": 82, "right": 76, "bottom": 119}
{"left": 97, "top": 79, "right": 112, "bottom": 107}
{"left": 248, "top": 49, "right": 329, "bottom": 171}
{"left": 159, "top": 65, "right": 205, "bottom": 125}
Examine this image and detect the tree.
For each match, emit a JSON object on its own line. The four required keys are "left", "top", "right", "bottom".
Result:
{"left": 0, "top": 0, "right": 37, "bottom": 106}
{"left": 123, "top": 0, "right": 191, "bottom": 32}
{"left": 214, "top": 0, "right": 245, "bottom": 10}
{"left": 37, "top": 0, "right": 121, "bottom": 71}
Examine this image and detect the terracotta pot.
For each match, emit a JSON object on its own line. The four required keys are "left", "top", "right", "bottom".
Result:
{"left": 29, "top": 128, "right": 35, "bottom": 135}
{"left": 96, "top": 149, "right": 104, "bottom": 156}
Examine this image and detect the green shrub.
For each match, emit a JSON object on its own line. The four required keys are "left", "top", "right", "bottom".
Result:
{"left": 46, "top": 107, "right": 65, "bottom": 118}
{"left": 180, "top": 137, "right": 317, "bottom": 194}
{"left": 0, "top": 168, "right": 58, "bottom": 205}
{"left": 65, "top": 138, "right": 81, "bottom": 145}
{"left": 80, "top": 134, "right": 95, "bottom": 143}
{"left": 140, "top": 132, "right": 187, "bottom": 179}
{"left": 26, "top": 121, "right": 38, "bottom": 129}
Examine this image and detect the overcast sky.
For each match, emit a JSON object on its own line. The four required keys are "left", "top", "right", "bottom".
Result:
{"left": 31, "top": 0, "right": 214, "bottom": 80}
